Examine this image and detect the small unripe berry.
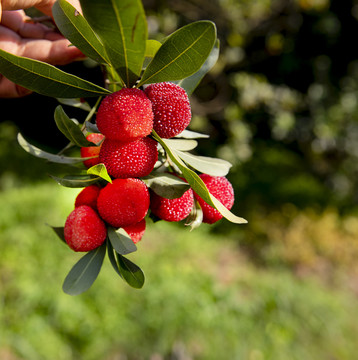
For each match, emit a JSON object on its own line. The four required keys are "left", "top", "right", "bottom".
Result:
{"left": 144, "top": 82, "right": 191, "bottom": 138}
{"left": 99, "top": 137, "right": 158, "bottom": 179}
{"left": 150, "top": 188, "right": 194, "bottom": 222}
{"left": 194, "top": 174, "right": 234, "bottom": 224}
{"left": 97, "top": 178, "right": 150, "bottom": 228}
{"left": 96, "top": 88, "right": 153, "bottom": 141}
{"left": 75, "top": 184, "right": 101, "bottom": 211}
{"left": 80, "top": 133, "right": 105, "bottom": 169}
{"left": 64, "top": 205, "right": 107, "bottom": 252}
{"left": 123, "top": 219, "right": 146, "bottom": 244}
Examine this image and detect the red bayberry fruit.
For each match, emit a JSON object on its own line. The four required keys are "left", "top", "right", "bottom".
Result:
{"left": 97, "top": 178, "right": 150, "bottom": 228}
{"left": 123, "top": 219, "right": 146, "bottom": 244}
{"left": 150, "top": 188, "right": 194, "bottom": 222}
{"left": 99, "top": 137, "right": 158, "bottom": 179}
{"left": 96, "top": 88, "right": 153, "bottom": 141}
{"left": 144, "top": 82, "right": 191, "bottom": 138}
{"left": 64, "top": 205, "right": 107, "bottom": 252}
{"left": 75, "top": 184, "right": 101, "bottom": 211}
{"left": 194, "top": 174, "right": 234, "bottom": 224}
{"left": 80, "top": 133, "right": 105, "bottom": 169}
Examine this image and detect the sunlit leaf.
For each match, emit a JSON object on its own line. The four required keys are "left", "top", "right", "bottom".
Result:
{"left": 62, "top": 243, "right": 106, "bottom": 295}
{"left": 18, "top": 133, "right": 85, "bottom": 164}
{"left": 176, "top": 39, "right": 220, "bottom": 95}
{"left": 185, "top": 200, "right": 203, "bottom": 231}
{"left": 54, "top": 106, "right": 94, "bottom": 147}
{"left": 49, "top": 174, "right": 100, "bottom": 187}
{"left": 138, "top": 21, "right": 216, "bottom": 86}
{"left": 107, "top": 227, "right": 137, "bottom": 255}
{"left": 175, "top": 129, "right": 210, "bottom": 139}
{"left": 164, "top": 139, "right": 198, "bottom": 151}
{"left": 175, "top": 150, "right": 232, "bottom": 176}
{"left": 142, "top": 172, "right": 190, "bottom": 199}
{"left": 0, "top": 49, "right": 110, "bottom": 98}
{"left": 53, "top": 0, "right": 110, "bottom": 64}
{"left": 87, "top": 163, "right": 112, "bottom": 183}
{"left": 80, "top": 0, "right": 147, "bottom": 87}
{"left": 57, "top": 98, "right": 92, "bottom": 112}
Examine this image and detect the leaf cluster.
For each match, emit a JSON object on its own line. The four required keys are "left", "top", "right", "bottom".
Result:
{"left": 2, "top": 0, "right": 247, "bottom": 294}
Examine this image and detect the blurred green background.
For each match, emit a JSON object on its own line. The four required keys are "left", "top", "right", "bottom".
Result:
{"left": 1, "top": 0, "right": 358, "bottom": 358}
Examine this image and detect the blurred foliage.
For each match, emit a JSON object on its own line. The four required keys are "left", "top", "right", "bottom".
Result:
{"left": 1, "top": 180, "right": 358, "bottom": 360}
{"left": 143, "top": 0, "right": 358, "bottom": 217}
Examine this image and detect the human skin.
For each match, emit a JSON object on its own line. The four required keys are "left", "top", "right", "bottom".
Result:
{"left": 0, "top": 0, "right": 84, "bottom": 98}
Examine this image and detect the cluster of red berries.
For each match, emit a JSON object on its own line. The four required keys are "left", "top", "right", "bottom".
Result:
{"left": 64, "top": 82, "right": 235, "bottom": 252}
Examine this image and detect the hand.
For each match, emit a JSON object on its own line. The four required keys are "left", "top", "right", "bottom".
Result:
{"left": 0, "top": 1, "right": 84, "bottom": 98}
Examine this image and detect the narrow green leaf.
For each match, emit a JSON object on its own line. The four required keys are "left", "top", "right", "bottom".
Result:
{"left": 107, "top": 240, "right": 122, "bottom": 277}
{"left": 87, "top": 163, "right": 112, "bottom": 183}
{"left": 175, "top": 129, "right": 210, "bottom": 139}
{"left": 138, "top": 21, "right": 217, "bottom": 87}
{"left": 18, "top": 133, "right": 85, "bottom": 164}
{"left": 164, "top": 139, "right": 198, "bottom": 151}
{"left": 175, "top": 150, "right": 232, "bottom": 177}
{"left": 176, "top": 39, "right": 220, "bottom": 95}
{"left": 80, "top": 0, "right": 147, "bottom": 87}
{"left": 53, "top": 0, "right": 110, "bottom": 64}
{"left": 142, "top": 172, "right": 190, "bottom": 199}
{"left": 185, "top": 200, "right": 203, "bottom": 231}
{"left": 54, "top": 106, "right": 94, "bottom": 147}
{"left": 57, "top": 98, "right": 92, "bottom": 112}
{"left": 152, "top": 131, "right": 247, "bottom": 224}
{"left": 108, "top": 227, "right": 137, "bottom": 255}
{"left": 116, "top": 253, "right": 145, "bottom": 289}
{"left": 0, "top": 49, "right": 110, "bottom": 98}
{"left": 145, "top": 39, "right": 162, "bottom": 58}
{"left": 49, "top": 174, "right": 100, "bottom": 187}
{"left": 62, "top": 243, "right": 106, "bottom": 295}
{"left": 49, "top": 225, "right": 66, "bottom": 243}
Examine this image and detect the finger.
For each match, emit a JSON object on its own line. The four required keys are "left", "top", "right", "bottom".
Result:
{"left": 19, "top": 37, "right": 85, "bottom": 65}
{"left": 0, "top": 75, "right": 32, "bottom": 98}
{"left": 1, "top": 1, "right": 55, "bottom": 15}
{"left": 1, "top": 10, "right": 63, "bottom": 40}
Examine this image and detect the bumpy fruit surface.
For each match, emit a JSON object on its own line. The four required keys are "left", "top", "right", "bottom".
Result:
{"left": 144, "top": 82, "right": 191, "bottom": 138}
{"left": 194, "top": 174, "right": 234, "bottom": 224}
{"left": 123, "top": 219, "right": 146, "bottom": 244}
{"left": 150, "top": 188, "right": 194, "bottom": 222}
{"left": 75, "top": 184, "right": 101, "bottom": 211}
{"left": 64, "top": 205, "right": 107, "bottom": 252}
{"left": 99, "top": 137, "right": 158, "bottom": 179}
{"left": 97, "top": 178, "right": 150, "bottom": 228}
{"left": 80, "top": 133, "right": 105, "bottom": 169}
{"left": 96, "top": 88, "right": 153, "bottom": 141}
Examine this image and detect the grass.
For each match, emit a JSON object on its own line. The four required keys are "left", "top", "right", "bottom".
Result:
{"left": 1, "top": 182, "right": 358, "bottom": 360}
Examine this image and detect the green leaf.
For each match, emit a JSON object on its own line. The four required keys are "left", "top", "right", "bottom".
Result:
{"left": 52, "top": 0, "right": 110, "bottom": 64}
{"left": 152, "top": 131, "right": 247, "bottom": 224}
{"left": 142, "top": 172, "right": 190, "bottom": 199}
{"left": 175, "top": 150, "right": 232, "bottom": 177}
{"left": 18, "top": 133, "right": 86, "bottom": 164}
{"left": 80, "top": 0, "right": 147, "bottom": 87}
{"left": 163, "top": 139, "right": 198, "bottom": 151}
{"left": 0, "top": 48, "right": 110, "bottom": 98}
{"left": 87, "top": 163, "right": 112, "bottom": 183}
{"left": 107, "top": 227, "right": 137, "bottom": 255}
{"left": 138, "top": 21, "right": 217, "bottom": 87}
{"left": 175, "top": 129, "right": 210, "bottom": 139}
{"left": 62, "top": 243, "right": 106, "bottom": 295}
{"left": 107, "top": 240, "right": 122, "bottom": 277}
{"left": 49, "top": 174, "right": 100, "bottom": 187}
{"left": 54, "top": 106, "right": 94, "bottom": 147}
{"left": 49, "top": 225, "right": 66, "bottom": 243}
{"left": 116, "top": 253, "right": 145, "bottom": 289}
{"left": 145, "top": 39, "right": 162, "bottom": 59}
{"left": 185, "top": 200, "right": 203, "bottom": 231}
{"left": 57, "top": 98, "right": 92, "bottom": 112}
{"left": 176, "top": 39, "right": 220, "bottom": 95}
